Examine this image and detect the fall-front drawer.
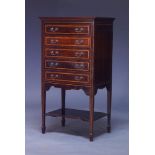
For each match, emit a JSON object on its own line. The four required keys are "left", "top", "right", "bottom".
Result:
{"left": 45, "top": 60, "right": 89, "bottom": 71}
{"left": 44, "top": 37, "right": 91, "bottom": 48}
{"left": 45, "top": 72, "right": 89, "bottom": 83}
{"left": 44, "top": 24, "right": 90, "bottom": 35}
{"left": 45, "top": 48, "right": 90, "bottom": 59}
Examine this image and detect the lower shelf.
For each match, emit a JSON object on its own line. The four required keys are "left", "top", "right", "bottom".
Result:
{"left": 46, "top": 108, "right": 107, "bottom": 122}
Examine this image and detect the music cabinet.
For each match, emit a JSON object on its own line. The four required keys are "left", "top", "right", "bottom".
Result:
{"left": 40, "top": 17, "right": 115, "bottom": 141}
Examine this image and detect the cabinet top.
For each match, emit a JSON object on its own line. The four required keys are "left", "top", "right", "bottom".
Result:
{"left": 39, "top": 17, "right": 115, "bottom": 22}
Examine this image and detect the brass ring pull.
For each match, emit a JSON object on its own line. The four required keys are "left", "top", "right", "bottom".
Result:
{"left": 50, "top": 39, "right": 59, "bottom": 44}
{"left": 74, "top": 27, "right": 84, "bottom": 32}
{"left": 50, "top": 27, "right": 59, "bottom": 32}
{"left": 50, "top": 50, "right": 59, "bottom": 56}
{"left": 50, "top": 74, "right": 59, "bottom": 78}
{"left": 74, "top": 76, "right": 84, "bottom": 80}
{"left": 49, "top": 62, "right": 59, "bottom": 67}
{"left": 75, "top": 51, "right": 84, "bottom": 57}
{"left": 75, "top": 39, "right": 84, "bottom": 45}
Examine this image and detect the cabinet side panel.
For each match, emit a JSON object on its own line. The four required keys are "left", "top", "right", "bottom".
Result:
{"left": 94, "top": 24, "right": 113, "bottom": 86}
{"left": 41, "top": 21, "right": 44, "bottom": 86}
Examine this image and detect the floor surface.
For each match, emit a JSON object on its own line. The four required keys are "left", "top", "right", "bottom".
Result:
{"left": 26, "top": 89, "right": 128, "bottom": 155}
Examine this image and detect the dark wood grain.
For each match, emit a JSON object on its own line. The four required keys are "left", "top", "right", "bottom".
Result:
{"left": 40, "top": 17, "right": 115, "bottom": 141}
{"left": 44, "top": 23, "right": 90, "bottom": 35}
{"left": 45, "top": 71, "right": 90, "bottom": 84}
{"left": 46, "top": 108, "right": 107, "bottom": 122}
{"left": 45, "top": 60, "right": 90, "bottom": 71}
{"left": 44, "top": 36, "right": 91, "bottom": 48}
{"left": 44, "top": 48, "right": 90, "bottom": 59}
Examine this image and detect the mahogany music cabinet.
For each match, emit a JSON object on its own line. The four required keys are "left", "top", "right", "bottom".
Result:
{"left": 40, "top": 17, "right": 115, "bottom": 141}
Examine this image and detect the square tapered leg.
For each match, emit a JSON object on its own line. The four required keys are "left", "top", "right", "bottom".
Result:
{"left": 107, "top": 84, "right": 112, "bottom": 133}
{"left": 89, "top": 87, "right": 94, "bottom": 141}
{"left": 41, "top": 85, "right": 46, "bottom": 133}
{"left": 61, "top": 88, "right": 66, "bottom": 127}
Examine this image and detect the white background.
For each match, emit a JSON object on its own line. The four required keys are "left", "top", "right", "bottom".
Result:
{"left": 0, "top": 0, "right": 155, "bottom": 155}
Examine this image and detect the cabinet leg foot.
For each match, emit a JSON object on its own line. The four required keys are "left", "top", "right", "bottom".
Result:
{"left": 42, "top": 127, "right": 46, "bottom": 134}
{"left": 106, "top": 84, "right": 112, "bottom": 134}
{"left": 61, "top": 120, "right": 65, "bottom": 127}
{"left": 107, "top": 114, "right": 111, "bottom": 133}
{"left": 107, "top": 126, "right": 111, "bottom": 133}
{"left": 89, "top": 134, "right": 93, "bottom": 141}
{"left": 61, "top": 88, "right": 66, "bottom": 127}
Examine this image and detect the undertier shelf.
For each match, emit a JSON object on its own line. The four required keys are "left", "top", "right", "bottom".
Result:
{"left": 46, "top": 108, "right": 107, "bottom": 122}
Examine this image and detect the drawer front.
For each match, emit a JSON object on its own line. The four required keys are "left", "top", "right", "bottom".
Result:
{"left": 44, "top": 24, "right": 90, "bottom": 35}
{"left": 45, "top": 72, "right": 89, "bottom": 83}
{"left": 45, "top": 60, "right": 89, "bottom": 71}
{"left": 44, "top": 37, "right": 91, "bottom": 48}
{"left": 45, "top": 48, "right": 89, "bottom": 59}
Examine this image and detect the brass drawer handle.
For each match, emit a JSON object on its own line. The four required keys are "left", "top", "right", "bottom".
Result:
{"left": 50, "top": 39, "right": 59, "bottom": 44}
{"left": 74, "top": 27, "right": 84, "bottom": 32}
{"left": 55, "top": 62, "right": 59, "bottom": 66}
{"left": 50, "top": 50, "right": 59, "bottom": 56}
{"left": 74, "top": 63, "right": 85, "bottom": 69}
{"left": 74, "top": 39, "right": 84, "bottom": 45}
{"left": 50, "top": 27, "right": 59, "bottom": 32}
{"left": 50, "top": 74, "right": 59, "bottom": 78}
{"left": 49, "top": 62, "right": 59, "bottom": 67}
{"left": 74, "top": 76, "right": 84, "bottom": 81}
{"left": 75, "top": 51, "right": 84, "bottom": 57}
